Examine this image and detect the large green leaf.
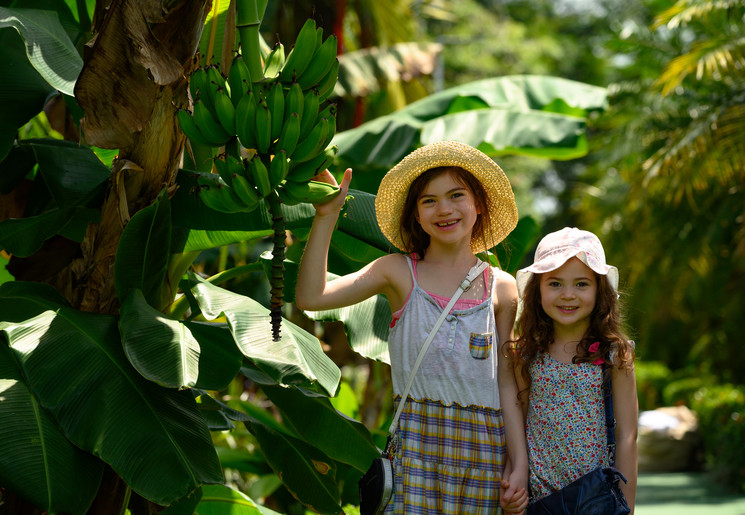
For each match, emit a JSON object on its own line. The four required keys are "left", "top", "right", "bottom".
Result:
{"left": 0, "top": 7, "right": 82, "bottom": 96}
{"left": 0, "top": 28, "right": 55, "bottom": 161}
{"left": 0, "top": 140, "right": 109, "bottom": 256}
{"left": 30, "top": 138, "right": 111, "bottom": 208}
{"left": 193, "top": 484, "right": 281, "bottom": 515}
{"left": 260, "top": 384, "right": 380, "bottom": 472}
{"left": 246, "top": 420, "right": 343, "bottom": 515}
{"left": 115, "top": 189, "right": 171, "bottom": 306}
{"left": 187, "top": 273, "right": 340, "bottom": 396}
{"left": 0, "top": 282, "right": 224, "bottom": 505}
{"left": 0, "top": 207, "right": 77, "bottom": 257}
{"left": 0, "top": 342, "right": 102, "bottom": 515}
{"left": 119, "top": 290, "right": 242, "bottom": 390}
{"left": 332, "top": 74, "right": 608, "bottom": 192}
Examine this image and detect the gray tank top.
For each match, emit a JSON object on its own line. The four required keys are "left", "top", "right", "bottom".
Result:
{"left": 388, "top": 256, "right": 501, "bottom": 410}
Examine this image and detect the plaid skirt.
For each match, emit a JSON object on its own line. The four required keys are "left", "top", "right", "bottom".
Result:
{"left": 385, "top": 397, "right": 506, "bottom": 514}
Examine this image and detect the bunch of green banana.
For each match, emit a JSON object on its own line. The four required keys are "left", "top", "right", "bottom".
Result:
{"left": 193, "top": 170, "right": 257, "bottom": 213}
{"left": 180, "top": 17, "right": 342, "bottom": 207}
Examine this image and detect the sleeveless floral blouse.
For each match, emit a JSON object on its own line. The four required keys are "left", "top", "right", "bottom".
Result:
{"left": 526, "top": 353, "right": 610, "bottom": 501}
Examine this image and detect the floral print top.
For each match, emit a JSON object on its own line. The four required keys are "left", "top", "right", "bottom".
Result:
{"left": 527, "top": 353, "right": 610, "bottom": 501}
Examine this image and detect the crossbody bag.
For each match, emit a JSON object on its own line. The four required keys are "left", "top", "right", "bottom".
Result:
{"left": 358, "top": 260, "right": 490, "bottom": 515}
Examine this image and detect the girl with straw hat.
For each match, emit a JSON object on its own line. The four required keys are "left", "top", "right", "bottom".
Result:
{"left": 296, "top": 141, "right": 528, "bottom": 514}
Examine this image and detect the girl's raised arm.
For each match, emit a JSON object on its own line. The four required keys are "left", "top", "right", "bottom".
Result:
{"left": 612, "top": 364, "right": 638, "bottom": 513}
{"left": 295, "top": 169, "right": 405, "bottom": 312}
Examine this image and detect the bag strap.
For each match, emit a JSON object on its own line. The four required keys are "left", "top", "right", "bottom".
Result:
{"left": 387, "top": 260, "right": 489, "bottom": 438}
{"left": 602, "top": 364, "right": 617, "bottom": 465}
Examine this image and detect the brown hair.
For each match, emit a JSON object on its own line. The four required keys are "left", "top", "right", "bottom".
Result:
{"left": 398, "top": 167, "right": 491, "bottom": 258}
{"left": 506, "top": 271, "right": 635, "bottom": 402}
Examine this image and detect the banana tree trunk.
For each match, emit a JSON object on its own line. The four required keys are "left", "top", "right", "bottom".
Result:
{"left": 66, "top": 0, "right": 210, "bottom": 314}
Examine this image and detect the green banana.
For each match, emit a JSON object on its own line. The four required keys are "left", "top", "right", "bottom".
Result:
{"left": 286, "top": 145, "right": 337, "bottom": 183}
{"left": 231, "top": 170, "right": 261, "bottom": 209}
{"left": 291, "top": 116, "right": 329, "bottom": 162}
{"left": 317, "top": 58, "right": 339, "bottom": 102}
{"left": 297, "top": 35, "right": 338, "bottom": 90}
{"left": 214, "top": 86, "right": 237, "bottom": 135}
{"left": 283, "top": 81, "right": 304, "bottom": 126}
{"left": 281, "top": 179, "right": 341, "bottom": 204}
{"left": 198, "top": 177, "right": 252, "bottom": 213}
{"left": 268, "top": 149, "right": 290, "bottom": 188}
{"left": 322, "top": 107, "right": 336, "bottom": 150}
{"left": 213, "top": 155, "right": 234, "bottom": 186}
{"left": 299, "top": 88, "right": 320, "bottom": 140}
{"left": 315, "top": 27, "right": 324, "bottom": 49}
{"left": 274, "top": 111, "right": 300, "bottom": 155}
{"left": 235, "top": 90, "right": 257, "bottom": 150}
{"left": 254, "top": 99, "right": 272, "bottom": 154}
{"left": 267, "top": 80, "right": 285, "bottom": 142}
{"left": 263, "top": 42, "right": 286, "bottom": 78}
{"left": 204, "top": 65, "right": 226, "bottom": 117}
{"left": 228, "top": 55, "right": 252, "bottom": 107}
{"left": 249, "top": 154, "right": 272, "bottom": 197}
{"left": 193, "top": 98, "right": 232, "bottom": 146}
{"left": 276, "top": 184, "right": 301, "bottom": 206}
{"left": 177, "top": 108, "right": 218, "bottom": 147}
{"left": 279, "top": 18, "right": 318, "bottom": 83}
{"left": 189, "top": 66, "right": 209, "bottom": 103}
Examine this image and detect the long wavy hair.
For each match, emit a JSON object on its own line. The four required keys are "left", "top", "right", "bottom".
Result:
{"left": 506, "top": 270, "right": 635, "bottom": 402}
{"left": 398, "top": 166, "right": 491, "bottom": 258}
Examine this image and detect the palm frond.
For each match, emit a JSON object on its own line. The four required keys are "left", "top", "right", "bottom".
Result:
{"left": 653, "top": 0, "right": 745, "bottom": 30}
{"left": 656, "top": 36, "right": 745, "bottom": 95}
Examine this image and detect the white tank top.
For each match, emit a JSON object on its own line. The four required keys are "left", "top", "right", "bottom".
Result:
{"left": 388, "top": 256, "right": 501, "bottom": 410}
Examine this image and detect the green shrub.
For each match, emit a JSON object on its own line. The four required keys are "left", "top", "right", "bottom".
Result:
{"left": 690, "top": 384, "right": 745, "bottom": 493}
{"left": 662, "top": 375, "right": 715, "bottom": 407}
{"left": 635, "top": 361, "right": 671, "bottom": 411}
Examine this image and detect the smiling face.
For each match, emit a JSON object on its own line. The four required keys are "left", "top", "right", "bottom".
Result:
{"left": 414, "top": 169, "right": 481, "bottom": 249}
{"left": 539, "top": 256, "right": 598, "bottom": 339}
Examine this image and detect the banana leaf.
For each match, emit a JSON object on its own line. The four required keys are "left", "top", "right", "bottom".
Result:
{"left": 332, "top": 74, "right": 608, "bottom": 192}
{"left": 187, "top": 272, "right": 340, "bottom": 396}
{"left": 115, "top": 190, "right": 171, "bottom": 306}
{"left": 0, "top": 6, "right": 82, "bottom": 96}
{"left": 260, "top": 383, "right": 380, "bottom": 471}
{"left": 194, "top": 484, "right": 281, "bottom": 515}
{"left": 0, "top": 281, "right": 223, "bottom": 505}
{"left": 0, "top": 28, "right": 55, "bottom": 161}
{"left": 0, "top": 341, "right": 102, "bottom": 515}
{"left": 245, "top": 420, "right": 343, "bottom": 515}
{"left": 119, "top": 290, "right": 242, "bottom": 390}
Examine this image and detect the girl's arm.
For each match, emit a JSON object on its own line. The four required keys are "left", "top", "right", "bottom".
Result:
{"left": 295, "top": 169, "right": 407, "bottom": 312}
{"left": 612, "top": 363, "right": 638, "bottom": 514}
{"left": 495, "top": 271, "right": 529, "bottom": 512}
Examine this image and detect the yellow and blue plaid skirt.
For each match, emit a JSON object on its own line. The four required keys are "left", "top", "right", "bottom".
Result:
{"left": 385, "top": 396, "right": 506, "bottom": 514}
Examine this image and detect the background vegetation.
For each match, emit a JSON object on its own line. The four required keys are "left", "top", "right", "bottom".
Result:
{"left": 1, "top": 0, "right": 744, "bottom": 513}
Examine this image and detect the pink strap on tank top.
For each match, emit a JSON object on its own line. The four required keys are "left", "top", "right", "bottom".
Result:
{"left": 390, "top": 255, "right": 489, "bottom": 327}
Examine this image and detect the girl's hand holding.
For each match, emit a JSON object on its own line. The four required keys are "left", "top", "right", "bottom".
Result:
{"left": 500, "top": 477, "right": 529, "bottom": 515}
{"left": 311, "top": 168, "right": 352, "bottom": 218}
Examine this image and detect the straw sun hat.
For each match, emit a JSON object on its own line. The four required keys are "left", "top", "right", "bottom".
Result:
{"left": 374, "top": 141, "right": 518, "bottom": 254}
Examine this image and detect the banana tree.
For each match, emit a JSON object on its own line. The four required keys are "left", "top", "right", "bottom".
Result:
{"left": 0, "top": 1, "right": 608, "bottom": 514}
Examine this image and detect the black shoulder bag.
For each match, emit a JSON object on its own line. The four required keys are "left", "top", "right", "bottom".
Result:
{"left": 526, "top": 365, "right": 631, "bottom": 515}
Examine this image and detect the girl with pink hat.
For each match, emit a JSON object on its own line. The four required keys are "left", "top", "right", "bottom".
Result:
{"left": 506, "top": 227, "right": 638, "bottom": 514}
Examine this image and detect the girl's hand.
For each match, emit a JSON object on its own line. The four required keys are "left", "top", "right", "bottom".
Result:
{"left": 312, "top": 168, "right": 352, "bottom": 217}
{"left": 500, "top": 477, "right": 529, "bottom": 514}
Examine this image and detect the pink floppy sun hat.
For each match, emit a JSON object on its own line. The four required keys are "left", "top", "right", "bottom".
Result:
{"left": 516, "top": 227, "right": 619, "bottom": 297}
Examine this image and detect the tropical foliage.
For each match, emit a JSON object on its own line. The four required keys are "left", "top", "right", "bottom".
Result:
{"left": 0, "top": 0, "right": 610, "bottom": 513}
